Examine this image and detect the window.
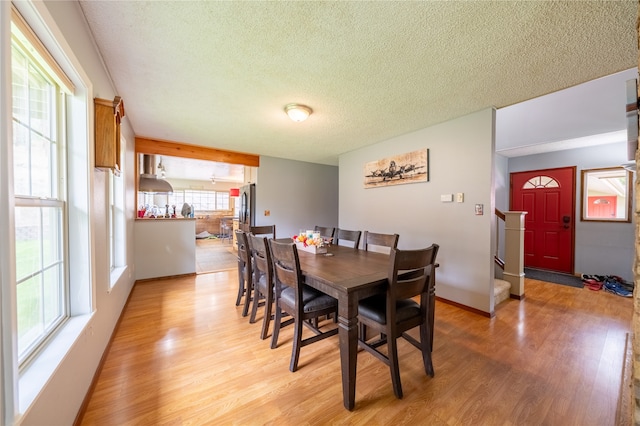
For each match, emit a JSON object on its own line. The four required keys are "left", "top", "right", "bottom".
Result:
{"left": 580, "top": 167, "right": 632, "bottom": 222}
{"left": 522, "top": 175, "right": 559, "bottom": 189}
{"left": 139, "top": 189, "right": 230, "bottom": 216}
{"left": 12, "top": 30, "right": 67, "bottom": 363}
{"left": 108, "top": 141, "right": 125, "bottom": 284}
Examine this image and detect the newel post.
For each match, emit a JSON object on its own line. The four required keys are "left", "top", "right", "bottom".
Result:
{"left": 503, "top": 211, "right": 527, "bottom": 298}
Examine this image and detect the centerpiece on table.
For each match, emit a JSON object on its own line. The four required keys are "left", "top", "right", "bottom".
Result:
{"left": 293, "top": 230, "right": 328, "bottom": 254}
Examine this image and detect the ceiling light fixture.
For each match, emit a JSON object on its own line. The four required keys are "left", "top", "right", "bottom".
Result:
{"left": 284, "top": 103, "right": 312, "bottom": 122}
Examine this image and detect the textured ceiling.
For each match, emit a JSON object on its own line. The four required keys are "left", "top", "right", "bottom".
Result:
{"left": 78, "top": 1, "right": 637, "bottom": 167}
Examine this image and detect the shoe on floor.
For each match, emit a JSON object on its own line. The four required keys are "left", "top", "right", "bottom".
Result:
{"left": 603, "top": 279, "right": 633, "bottom": 298}
{"left": 583, "top": 279, "right": 602, "bottom": 291}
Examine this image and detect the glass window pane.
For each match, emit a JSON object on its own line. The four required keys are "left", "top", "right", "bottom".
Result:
{"left": 31, "top": 133, "right": 53, "bottom": 198}
{"left": 17, "top": 275, "right": 43, "bottom": 357}
{"left": 217, "top": 192, "right": 229, "bottom": 210}
{"left": 13, "top": 121, "right": 30, "bottom": 195}
{"left": 43, "top": 265, "right": 63, "bottom": 326}
{"left": 11, "top": 46, "right": 28, "bottom": 124}
{"left": 15, "top": 206, "right": 42, "bottom": 281}
{"left": 42, "top": 207, "right": 61, "bottom": 266}
{"left": 28, "top": 65, "right": 53, "bottom": 139}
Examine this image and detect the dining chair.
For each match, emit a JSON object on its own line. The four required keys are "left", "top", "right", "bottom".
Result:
{"left": 357, "top": 244, "right": 440, "bottom": 399}
{"left": 235, "top": 230, "right": 254, "bottom": 317}
{"left": 335, "top": 228, "right": 362, "bottom": 249}
{"left": 314, "top": 225, "right": 335, "bottom": 241}
{"left": 250, "top": 225, "right": 276, "bottom": 239}
{"left": 269, "top": 239, "right": 339, "bottom": 372}
{"left": 362, "top": 231, "right": 399, "bottom": 253}
{"left": 247, "top": 233, "right": 275, "bottom": 340}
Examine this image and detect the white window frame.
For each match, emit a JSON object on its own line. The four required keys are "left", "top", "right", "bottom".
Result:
{"left": 108, "top": 137, "right": 126, "bottom": 288}
{"left": 11, "top": 9, "right": 68, "bottom": 369}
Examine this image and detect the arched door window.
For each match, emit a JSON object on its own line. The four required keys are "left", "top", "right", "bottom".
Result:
{"left": 522, "top": 175, "right": 559, "bottom": 189}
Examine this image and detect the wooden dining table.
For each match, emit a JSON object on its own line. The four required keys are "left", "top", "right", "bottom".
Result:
{"left": 296, "top": 244, "right": 390, "bottom": 410}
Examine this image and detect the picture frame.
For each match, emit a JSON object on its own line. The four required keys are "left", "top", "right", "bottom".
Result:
{"left": 363, "top": 149, "right": 429, "bottom": 188}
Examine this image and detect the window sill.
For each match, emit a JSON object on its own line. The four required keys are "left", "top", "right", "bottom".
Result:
{"left": 109, "top": 265, "right": 128, "bottom": 291}
{"left": 19, "top": 314, "right": 93, "bottom": 414}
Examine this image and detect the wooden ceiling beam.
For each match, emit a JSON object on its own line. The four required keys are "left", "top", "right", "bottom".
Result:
{"left": 135, "top": 136, "right": 260, "bottom": 167}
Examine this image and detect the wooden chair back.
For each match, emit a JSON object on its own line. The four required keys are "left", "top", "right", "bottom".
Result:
{"left": 250, "top": 225, "right": 276, "bottom": 239}
{"left": 363, "top": 231, "right": 399, "bottom": 253}
{"left": 236, "top": 230, "right": 251, "bottom": 265}
{"left": 248, "top": 234, "right": 272, "bottom": 284}
{"left": 388, "top": 244, "right": 439, "bottom": 302}
{"left": 335, "top": 228, "right": 361, "bottom": 249}
{"left": 269, "top": 239, "right": 302, "bottom": 294}
{"left": 314, "top": 226, "right": 335, "bottom": 240}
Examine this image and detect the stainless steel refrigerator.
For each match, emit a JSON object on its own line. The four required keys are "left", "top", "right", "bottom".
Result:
{"left": 239, "top": 183, "right": 255, "bottom": 233}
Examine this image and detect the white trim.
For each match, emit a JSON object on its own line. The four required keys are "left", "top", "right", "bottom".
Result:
{"left": 1, "top": 3, "right": 19, "bottom": 425}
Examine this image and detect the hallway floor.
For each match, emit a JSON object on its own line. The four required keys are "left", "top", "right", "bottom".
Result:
{"left": 195, "top": 237, "right": 237, "bottom": 274}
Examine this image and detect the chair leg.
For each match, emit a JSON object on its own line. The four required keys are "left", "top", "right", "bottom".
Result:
{"left": 261, "top": 293, "right": 273, "bottom": 340}
{"left": 359, "top": 323, "right": 367, "bottom": 341}
{"left": 249, "top": 285, "right": 261, "bottom": 324}
{"left": 388, "top": 337, "right": 403, "bottom": 399}
{"left": 235, "top": 263, "right": 244, "bottom": 306}
{"left": 420, "top": 323, "right": 434, "bottom": 377}
{"left": 289, "top": 317, "right": 303, "bottom": 372}
{"left": 271, "top": 306, "right": 282, "bottom": 349}
{"left": 241, "top": 277, "right": 252, "bottom": 317}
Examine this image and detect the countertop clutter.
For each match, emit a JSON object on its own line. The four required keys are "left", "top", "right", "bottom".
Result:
{"left": 137, "top": 204, "right": 191, "bottom": 219}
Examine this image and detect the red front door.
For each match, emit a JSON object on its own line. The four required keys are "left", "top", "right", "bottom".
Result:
{"left": 510, "top": 167, "right": 575, "bottom": 273}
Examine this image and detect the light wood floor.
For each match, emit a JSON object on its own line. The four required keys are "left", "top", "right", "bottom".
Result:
{"left": 78, "top": 271, "right": 633, "bottom": 425}
{"left": 195, "top": 237, "right": 237, "bottom": 274}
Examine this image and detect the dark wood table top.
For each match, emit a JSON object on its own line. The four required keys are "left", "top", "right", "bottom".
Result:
{"left": 296, "top": 245, "right": 390, "bottom": 296}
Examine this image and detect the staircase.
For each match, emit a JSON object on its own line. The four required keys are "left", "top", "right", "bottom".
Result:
{"left": 494, "top": 278, "right": 511, "bottom": 305}
{"left": 494, "top": 209, "right": 527, "bottom": 307}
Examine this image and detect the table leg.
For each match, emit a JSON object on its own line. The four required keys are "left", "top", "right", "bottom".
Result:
{"left": 337, "top": 297, "right": 358, "bottom": 410}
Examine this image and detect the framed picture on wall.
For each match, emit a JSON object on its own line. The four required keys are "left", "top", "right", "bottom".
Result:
{"left": 363, "top": 149, "right": 429, "bottom": 188}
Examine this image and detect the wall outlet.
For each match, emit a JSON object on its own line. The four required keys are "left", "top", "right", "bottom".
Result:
{"left": 264, "top": 210, "right": 270, "bottom": 216}
{"left": 440, "top": 194, "right": 453, "bottom": 202}
{"left": 456, "top": 193, "right": 464, "bottom": 203}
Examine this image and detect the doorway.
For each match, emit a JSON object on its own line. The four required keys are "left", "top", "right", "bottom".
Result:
{"left": 510, "top": 167, "right": 576, "bottom": 274}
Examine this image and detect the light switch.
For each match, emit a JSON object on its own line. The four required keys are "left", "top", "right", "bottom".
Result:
{"left": 456, "top": 193, "right": 464, "bottom": 203}
{"left": 440, "top": 194, "right": 453, "bottom": 202}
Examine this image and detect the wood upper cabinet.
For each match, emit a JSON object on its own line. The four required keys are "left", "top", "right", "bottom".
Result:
{"left": 95, "top": 96, "right": 125, "bottom": 171}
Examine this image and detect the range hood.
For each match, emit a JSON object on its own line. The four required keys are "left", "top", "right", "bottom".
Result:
{"left": 139, "top": 154, "right": 174, "bottom": 193}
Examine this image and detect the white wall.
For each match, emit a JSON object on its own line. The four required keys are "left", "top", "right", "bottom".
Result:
{"left": 508, "top": 141, "right": 634, "bottom": 282}
{"left": 254, "top": 156, "right": 338, "bottom": 240}
{"left": 339, "top": 108, "right": 496, "bottom": 314}
{"left": 134, "top": 220, "right": 196, "bottom": 280}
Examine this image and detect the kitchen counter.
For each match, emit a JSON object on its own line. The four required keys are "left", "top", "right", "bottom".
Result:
{"left": 134, "top": 218, "right": 196, "bottom": 280}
